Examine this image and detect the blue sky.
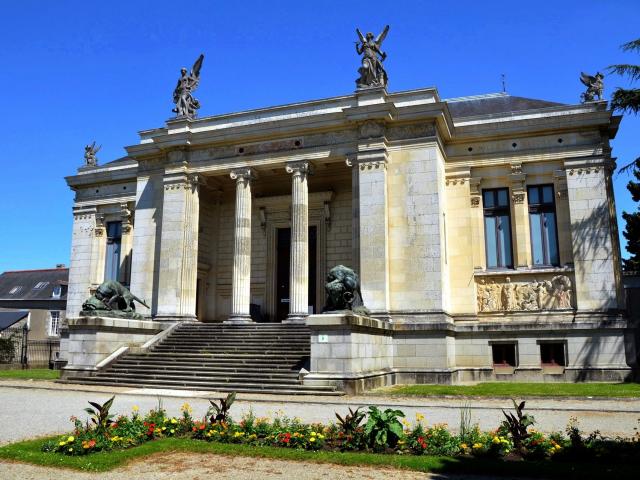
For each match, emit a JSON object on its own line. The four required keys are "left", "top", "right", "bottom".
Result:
{"left": 0, "top": 0, "right": 638, "bottom": 272}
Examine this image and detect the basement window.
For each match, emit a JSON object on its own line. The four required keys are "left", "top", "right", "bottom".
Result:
{"left": 540, "top": 342, "right": 566, "bottom": 367}
{"left": 492, "top": 343, "right": 517, "bottom": 367}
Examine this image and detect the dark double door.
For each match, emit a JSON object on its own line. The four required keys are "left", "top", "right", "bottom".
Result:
{"left": 276, "top": 226, "right": 317, "bottom": 321}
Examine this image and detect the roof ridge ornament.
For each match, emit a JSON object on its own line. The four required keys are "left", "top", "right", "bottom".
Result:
{"left": 355, "top": 25, "right": 389, "bottom": 90}
{"left": 172, "top": 54, "right": 204, "bottom": 119}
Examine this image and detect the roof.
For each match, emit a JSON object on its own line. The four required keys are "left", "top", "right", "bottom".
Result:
{"left": 0, "top": 268, "right": 68, "bottom": 301}
{"left": 445, "top": 93, "right": 565, "bottom": 118}
{"left": 0, "top": 311, "right": 28, "bottom": 330}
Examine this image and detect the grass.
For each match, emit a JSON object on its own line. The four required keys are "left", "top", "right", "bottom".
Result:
{"left": 0, "top": 368, "right": 60, "bottom": 380}
{"left": 374, "top": 382, "right": 640, "bottom": 398}
{"left": 0, "top": 436, "right": 636, "bottom": 479}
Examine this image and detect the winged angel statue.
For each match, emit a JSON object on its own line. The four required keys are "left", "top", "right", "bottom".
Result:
{"left": 355, "top": 25, "right": 389, "bottom": 89}
{"left": 84, "top": 141, "right": 101, "bottom": 167}
{"left": 579, "top": 72, "right": 604, "bottom": 103}
{"left": 172, "top": 54, "right": 204, "bottom": 118}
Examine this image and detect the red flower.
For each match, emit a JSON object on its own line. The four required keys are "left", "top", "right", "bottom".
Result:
{"left": 200, "top": 425, "right": 206, "bottom": 430}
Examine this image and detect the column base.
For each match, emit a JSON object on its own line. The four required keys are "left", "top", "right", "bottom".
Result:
{"left": 283, "top": 314, "right": 308, "bottom": 325}
{"left": 225, "top": 314, "right": 254, "bottom": 324}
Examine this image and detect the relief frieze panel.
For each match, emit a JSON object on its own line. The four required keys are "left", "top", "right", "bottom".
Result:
{"left": 476, "top": 275, "right": 573, "bottom": 313}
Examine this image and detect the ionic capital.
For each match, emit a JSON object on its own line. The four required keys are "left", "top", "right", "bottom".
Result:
{"left": 230, "top": 167, "right": 257, "bottom": 184}
{"left": 285, "top": 160, "right": 313, "bottom": 176}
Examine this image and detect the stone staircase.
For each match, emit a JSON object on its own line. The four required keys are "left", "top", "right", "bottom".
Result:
{"left": 63, "top": 323, "right": 342, "bottom": 395}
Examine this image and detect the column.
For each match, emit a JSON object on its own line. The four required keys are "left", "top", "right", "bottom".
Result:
{"left": 66, "top": 207, "right": 98, "bottom": 317}
{"left": 227, "top": 168, "right": 256, "bottom": 323}
{"left": 155, "top": 169, "right": 200, "bottom": 321}
{"left": 285, "top": 161, "right": 312, "bottom": 323}
{"left": 565, "top": 159, "right": 620, "bottom": 311}
{"left": 509, "top": 163, "right": 531, "bottom": 269}
{"left": 352, "top": 149, "right": 390, "bottom": 317}
{"left": 129, "top": 174, "right": 162, "bottom": 317}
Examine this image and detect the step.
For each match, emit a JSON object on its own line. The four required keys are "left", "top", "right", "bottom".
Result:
{"left": 106, "top": 367, "right": 301, "bottom": 379}
{"left": 66, "top": 375, "right": 338, "bottom": 392}
{"left": 62, "top": 378, "right": 342, "bottom": 396}
{"left": 94, "top": 372, "right": 302, "bottom": 385}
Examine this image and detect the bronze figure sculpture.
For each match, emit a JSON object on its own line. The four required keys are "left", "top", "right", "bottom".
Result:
{"left": 355, "top": 25, "right": 389, "bottom": 89}
{"left": 84, "top": 141, "right": 101, "bottom": 167}
{"left": 323, "top": 265, "right": 369, "bottom": 315}
{"left": 172, "top": 54, "right": 204, "bottom": 118}
{"left": 580, "top": 72, "right": 604, "bottom": 102}
{"left": 81, "top": 280, "right": 149, "bottom": 319}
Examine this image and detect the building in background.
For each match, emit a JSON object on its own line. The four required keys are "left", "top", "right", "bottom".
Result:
{"left": 0, "top": 267, "right": 67, "bottom": 367}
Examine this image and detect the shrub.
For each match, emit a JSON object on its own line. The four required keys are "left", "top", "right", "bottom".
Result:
{"left": 364, "top": 406, "right": 405, "bottom": 451}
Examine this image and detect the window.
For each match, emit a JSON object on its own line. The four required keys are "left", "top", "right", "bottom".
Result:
{"left": 540, "top": 342, "right": 566, "bottom": 366}
{"left": 492, "top": 343, "right": 517, "bottom": 367}
{"left": 8, "top": 286, "right": 23, "bottom": 295}
{"left": 483, "top": 188, "right": 513, "bottom": 268}
{"left": 528, "top": 185, "right": 559, "bottom": 266}
{"left": 33, "top": 282, "right": 49, "bottom": 290}
{"left": 52, "top": 285, "right": 62, "bottom": 298}
{"left": 49, "top": 311, "right": 60, "bottom": 336}
{"left": 104, "top": 221, "right": 122, "bottom": 281}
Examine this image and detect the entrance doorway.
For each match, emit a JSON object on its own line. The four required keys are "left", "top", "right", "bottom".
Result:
{"left": 276, "top": 226, "right": 317, "bottom": 321}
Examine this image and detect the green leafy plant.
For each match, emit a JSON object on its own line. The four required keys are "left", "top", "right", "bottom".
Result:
{"left": 207, "top": 392, "right": 236, "bottom": 423}
{"left": 84, "top": 396, "right": 116, "bottom": 432}
{"left": 501, "top": 399, "right": 535, "bottom": 452}
{"left": 0, "top": 336, "right": 16, "bottom": 363}
{"left": 364, "top": 406, "right": 405, "bottom": 450}
{"left": 336, "top": 407, "right": 365, "bottom": 435}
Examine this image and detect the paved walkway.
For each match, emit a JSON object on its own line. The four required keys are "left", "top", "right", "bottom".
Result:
{"left": 1, "top": 379, "right": 639, "bottom": 445}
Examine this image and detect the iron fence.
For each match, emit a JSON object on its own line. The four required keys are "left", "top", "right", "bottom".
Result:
{"left": 0, "top": 326, "right": 60, "bottom": 368}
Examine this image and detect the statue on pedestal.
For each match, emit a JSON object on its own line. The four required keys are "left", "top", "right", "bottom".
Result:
{"left": 81, "top": 280, "right": 149, "bottom": 319}
{"left": 580, "top": 72, "right": 604, "bottom": 102}
{"left": 323, "top": 265, "right": 370, "bottom": 315}
{"left": 172, "top": 54, "right": 204, "bottom": 118}
{"left": 84, "top": 141, "right": 101, "bottom": 167}
{"left": 355, "top": 25, "right": 389, "bottom": 89}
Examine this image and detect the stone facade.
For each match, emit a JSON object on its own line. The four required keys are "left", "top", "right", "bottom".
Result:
{"left": 61, "top": 87, "right": 633, "bottom": 389}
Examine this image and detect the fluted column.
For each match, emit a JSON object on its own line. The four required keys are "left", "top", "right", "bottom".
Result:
{"left": 227, "top": 168, "right": 256, "bottom": 323}
{"left": 285, "top": 161, "right": 313, "bottom": 323}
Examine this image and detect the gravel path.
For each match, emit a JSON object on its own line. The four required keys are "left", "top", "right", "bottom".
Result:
{"left": 0, "top": 380, "right": 639, "bottom": 446}
{"left": 0, "top": 452, "right": 436, "bottom": 480}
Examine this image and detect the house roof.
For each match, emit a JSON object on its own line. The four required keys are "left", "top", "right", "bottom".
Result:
{"left": 0, "top": 311, "right": 28, "bottom": 330}
{"left": 0, "top": 268, "right": 69, "bottom": 301}
{"left": 445, "top": 93, "right": 565, "bottom": 118}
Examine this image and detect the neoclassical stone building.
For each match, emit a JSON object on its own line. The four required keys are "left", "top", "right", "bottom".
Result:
{"left": 63, "top": 85, "right": 633, "bottom": 390}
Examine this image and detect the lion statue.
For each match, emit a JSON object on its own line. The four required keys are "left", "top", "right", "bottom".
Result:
{"left": 81, "top": 280, "right": 149, "bottom": 319}
{"left": 323, "top": 265, "right": 369, "bottom": 316}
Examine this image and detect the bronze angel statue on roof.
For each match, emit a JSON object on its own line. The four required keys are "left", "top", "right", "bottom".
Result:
{"left": 355, "top": 25, "right": 389, "bottom": 89}
{"left": 172, "top": 54, "right": 204, "bottom": 118}
{"left": 579, "top": 71, "right": 604, "bottom": 102}
{"left": 84, "top": 141, "right": 101, "bottom": 167}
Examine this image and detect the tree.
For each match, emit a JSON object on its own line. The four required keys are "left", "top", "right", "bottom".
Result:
{"left": 608, "top": 38, "right": 640, "bottom": 270}
{"left": 622, "top": 162, "right": 640, "bottom": 271}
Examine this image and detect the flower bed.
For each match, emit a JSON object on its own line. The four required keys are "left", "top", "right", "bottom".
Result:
{"left": 41, "top": 394, "right": 640, "bottom": 467}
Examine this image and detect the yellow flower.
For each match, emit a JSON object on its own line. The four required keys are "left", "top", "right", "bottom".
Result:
{"left": 397, "top": 440, "right": 405, "bottom": 445}
{"left": 170, "top": 429, "right": 175, "bottom": 434}
{"left": 492, "top": 436, "right": 500, "bottom": 444}
{"left": 310, "top": 432, "right": 317, "bottom": 436}
{"left": 132, "top": 405, "right": 139, "bottom": 413}
{"left": 460, "top": 443, "right": 468, "bottom": 449}
{"left": 416, "top": 413, "right": 425, "bottom": 422}
{"left": 309, "top": 437, "right": 316, "bottom": 442}
{"left": 473, "top": 443, "right": 483, "bottom": 449}
{"left": 58, "top": 441, "right": 66, "bottom": 446}
{"left": 67, "top": 436, "right": 75, "bottom": 442}
{"left": 318, "top": 434, "right": 325, "bottom": 440}
{"left": 171, "top": 418, "right": 178, "bottom": 424}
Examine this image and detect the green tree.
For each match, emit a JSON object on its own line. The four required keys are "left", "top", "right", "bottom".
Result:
{"left": 608, "top": 38, "right": 640, "bottom": 270}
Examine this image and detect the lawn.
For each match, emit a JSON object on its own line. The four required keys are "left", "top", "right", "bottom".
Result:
{"left": 374, "top": 382, "right": 640, "bottom": 398}
{"left": 0, "top": 368, "right": 60, "bottom": 380}
{"left": 0, "top": 436, "right": 635, "bottom": 479}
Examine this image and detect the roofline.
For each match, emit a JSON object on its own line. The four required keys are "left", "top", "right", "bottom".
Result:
{"left": 1, "top": 268, "right": 69, "bottom": 274}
